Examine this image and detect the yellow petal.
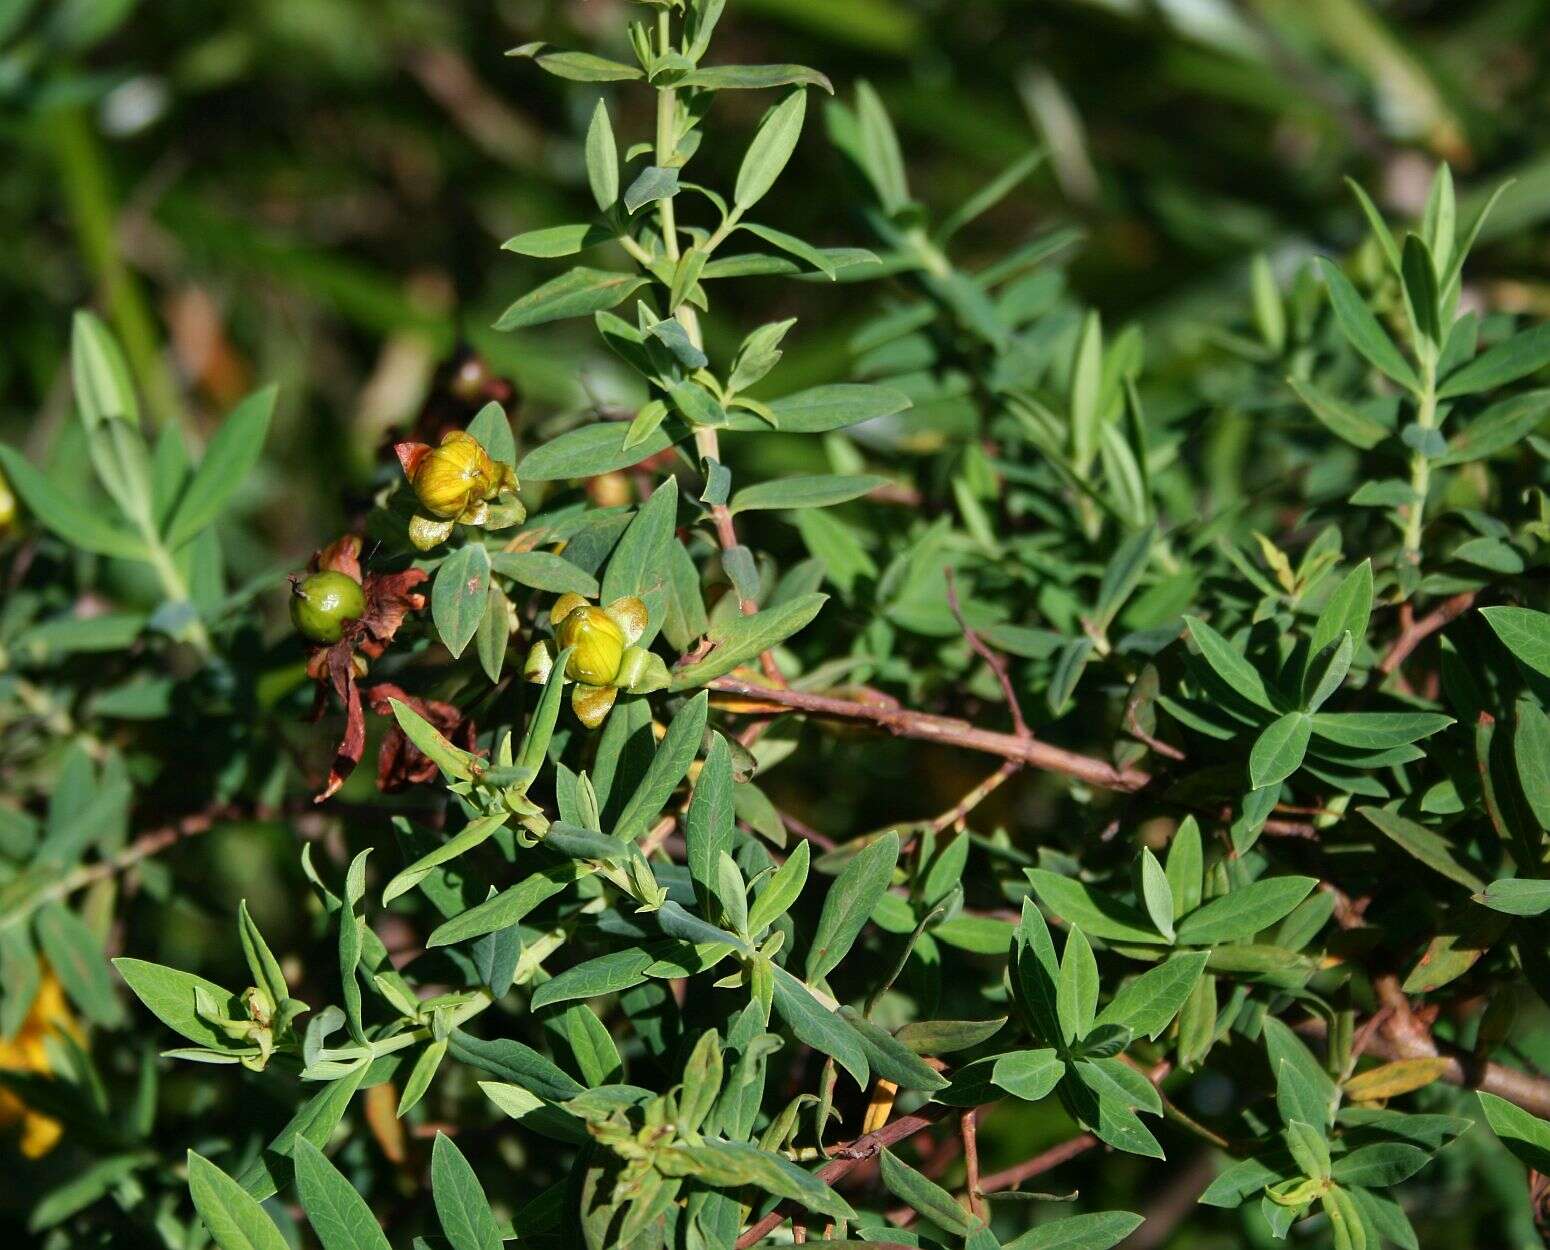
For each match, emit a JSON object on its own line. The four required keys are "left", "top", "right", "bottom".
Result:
{"left": 549, "top": 592, "right": 591, "bottom": 626}
{"left": 605, "top": 596, "right": 649, "bottom": 645}
{"left": 571, "top": 683, "right": 618, "bottom": 729}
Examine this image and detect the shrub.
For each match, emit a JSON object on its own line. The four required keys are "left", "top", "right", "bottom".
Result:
{"left": 5, "top": 2, "right": 1550, "bottom": 1248}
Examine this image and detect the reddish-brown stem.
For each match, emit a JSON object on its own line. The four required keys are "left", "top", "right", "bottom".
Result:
{"left": 1378, "top": 591, "right": 1475, "bottom": 676}
{"left": 961, "top": 1109, "right": 984, "bottom": 1221}
{"left": 946, "top": 568, "right": 1031, "bottom": 740}
{"left": 977, "top": 1133, "right": 1099, "bottom": 1194}
{"left": 734, "top": 1103, "right": 960, "bottom": 1247}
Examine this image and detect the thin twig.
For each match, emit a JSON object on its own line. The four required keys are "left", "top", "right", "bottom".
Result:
{"left": 735, "top": 1103, "right": 961, "bottom": 1247}
{"left": 961, "top": 1109, "right": 984, "bottom": 1221}
{"left": 708, "top": 676, "right": 1320, "bottom": 839}
{"left": 946, "top": 568, "right": 1031, "bottom": 740}
{"left": 1378, "top": 591, "right": 1476, "bottom": 676}
{"left": 976, "top": 1133, "right": 1098, "bottom": 1194}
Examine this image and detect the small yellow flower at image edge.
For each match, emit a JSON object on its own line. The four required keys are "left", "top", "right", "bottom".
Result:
{"left": 0, "top": 969, "right": 79, "bottom": 1158}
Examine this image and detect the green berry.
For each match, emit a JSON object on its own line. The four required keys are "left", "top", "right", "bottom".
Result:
{"left": 290, "top": 571, "right": 365, "bottom": 644}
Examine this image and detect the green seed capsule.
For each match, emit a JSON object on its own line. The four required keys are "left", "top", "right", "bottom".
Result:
{"left": 290, "top": 570, "right": 366, "bottom": 644}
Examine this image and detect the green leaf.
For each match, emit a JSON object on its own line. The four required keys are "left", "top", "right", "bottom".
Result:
{"left": 1480, "top": 1091, "right": 1550, "bottom": 1173}
{"left": 936, "top": 149, "right": 1045, "bottom": 244}
{"left": 679, "top": 1139, "right": 853, "bottom": 1220}
{"left": 1024, "top": 869, "right": 1161, "bottom": 944}
{"left": 1002, "top": 1212, "right": 1145, "bottom": 1250}
{"left": 1287, "top": 377, "right": 1388, "bottom": 450}
{"left": 382, "top": 813, "right": 508, "bottom": 905}
{"left": 1174, "top": 877, "right": 1318, "bottom": 945}
{"left": 1359, "top": 806, "right": 1486, "bottom": 892}
{"left": 0, "top": 445, "right": 149, "bottom": 560}
{"left": 495, "top": 267, "right": 649, "bottom": 331}
{"left": 991, "top": 1048, "right": 1065, "bottom": 1102}
{"left": 114, "top": 958, "right": 243, "bottom": 1050}
{"left": 164, "top": 387, "right": 275, "bottom": 549}
{"left": 614, "top": 690, "right": 707, "bottom": 842}
{"left": 35, "top": 903, "right": 123, "bottom": 1027}
{"left": 1056, "top": 925, "right": 1099, "bottom": 1043}
{"left": 1317, "top": 258, "right": 1420, "bottom": 393}
{"left": 388, "top": 699, "right": 477, "bottom": 782}
{"left": 428, "top": 863, "right": 582, "bottom": 948}
{"left": 502, "top": 223, "right": 614, "bottom": 258}
{"left": 1516, "top": 700, "right": 1550, "bottom": 831}
{"left": 601, "top": 476, "right": 678, "bottom": 619}
{"left": 508, "top": 43, "right": 643, "bottom": 82}
{"left": 878, "top": 1148, "right": 974, "bottom": 1236}
{"left": 839, "top": 1008, "right": 950, "bottom": 1092}
{"left": 623, "top": 165, "right": 680, "bottom": 215}
{"left": 1478, "top": 877, "right": 1550, "bottom": 916}
{"left": 1310, "top": 711, "right": 1453, "bottom": 749}
{"left": 852, "top": 81, "right": 908, "bottom": 212}
{"left": 1400, "top": 233, "right": 1440, "bottom": 349}
{"left": 723, "top": 384, "right": 910, "bottom": 433}
{"left": 1344, "top": 177, "right": 1402, "bottom": 276}
{"left": 71, "top": 310, "right": 140, "bottom": 428}
{"left": 1483, "top": 606, "right": 1550, "bottom": 679}
{"left": 1165, "top": 818, "right": 1203, "bottom": 918}
{"left": 1435, "top": 390, "right": 1550, "bottom": 465}
{"left": 518, "top": 418, "right": 685, "bottom": 481}
{"left": 187, "top": 1152, "right": 289, "bottom": 1250}
{"left": 293, "top": 1139, "right": 392, "bottom": 1250}
{"left": 529, "top": 948, "right": 653, "bottom": 1010}
{"left": 895, "top": 1017, "right": 1007, "bottom": 1056}
{"left": 737, "top": 223, "right": 836, "bottom": 279}
{"left": 770, "top": 965, "right": 869, "bottom": 1088}
{"left": 1331, "top": 1142, "right": 1431, "bottom": 1188}
{"left": 670, "top": 592, "right": 827, "bottom": 687}
{"left": 735, "top": 90, "right": 807, "bottom": 211}
{"left": 1183, "top": 616, "right": 1274, "bottom": 711}
{"left": 748, "top": 839, "right": 809, "bottom": 934}
{"left": 489, "top": 551, "right": 598, "bottom": 598}
{"left": 729, "top": 474, "right": 886, "bottom": 514}
{"left": 805, "top": 830, "right": 899, "bottom": 982}
{"left": 432, "top": 543, "right": 492, "bottom": 660}
{"left": 431, "top": 1133, "right": 502, "bottom": 1250}
{"left": 585, "top": 99, "right": 618, "bottom": 212}
{"left": 1094, "top": 951, "right": 1209, "bottom": 1040}
{"left": 1250, "top": 712, "right": 1312, "bottom": 788}
{"left": 1311, "top": 561, "right": 1374, "bottom": 660}
{"left": 1439, "top": 322, "right": 1550, "bottom": 398}
{"left": 448, "top": 1031, "right": 584, "bottom": 1102}
{"left": 681, "top": 63, "right": 832, "bottom": 93}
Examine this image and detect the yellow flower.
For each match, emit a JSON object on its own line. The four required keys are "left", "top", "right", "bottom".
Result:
{"left": 0, "top": 970, "right": 79, "bottom": 1158}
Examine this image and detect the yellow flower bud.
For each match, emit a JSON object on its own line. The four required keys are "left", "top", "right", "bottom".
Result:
{"left": 556, "top": 605, "right": 627, "bottom": 686}
{"left": 404, "top": 431, "right": 497, "bottom": 520}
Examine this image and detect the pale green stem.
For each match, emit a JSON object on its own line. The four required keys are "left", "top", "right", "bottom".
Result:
{"left": 1402, "top": 364, "right": 1437, "bottom": 570}
{"left": 48, "top": 105, "right": 183, "bottom": 432}
{"left": 318, "top": 990, "right": 494, "bottom": 1062}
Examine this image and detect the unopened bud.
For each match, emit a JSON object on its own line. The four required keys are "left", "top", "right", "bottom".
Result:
{"left": 401, "top": 431, "right": 498, "bottom": 520}
{"left": 557, "top": 605, "right": 627, "bottom": 686}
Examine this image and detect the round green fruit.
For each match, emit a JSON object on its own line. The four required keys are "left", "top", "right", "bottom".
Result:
{"left": 290, "top": 571, "right": 365, "bottom": 644}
